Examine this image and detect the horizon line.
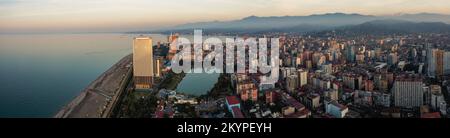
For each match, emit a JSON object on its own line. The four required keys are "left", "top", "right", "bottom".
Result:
{"left": 2, "top": 11, "right": 450, "bottom": 34}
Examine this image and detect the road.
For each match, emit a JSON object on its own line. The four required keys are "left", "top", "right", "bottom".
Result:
{"left": 54, "top": 54, "right": 132, "bottom": 118}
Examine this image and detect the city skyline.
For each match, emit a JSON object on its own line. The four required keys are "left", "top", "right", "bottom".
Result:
{"left": 2, "top": 0, "right": 450, "bottom": 33}
{"left": 2, "top": 1, "right": 450, "bottom": 136}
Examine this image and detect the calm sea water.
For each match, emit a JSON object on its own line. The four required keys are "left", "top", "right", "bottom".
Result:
{"left": 0, "top": 33, "right": 168, "bottom": 117}
{"left": 176, "top": 72, "right": 220, "bottom": 96}
{"left": 0, "top": 33, "right": 227, "bottom": 117}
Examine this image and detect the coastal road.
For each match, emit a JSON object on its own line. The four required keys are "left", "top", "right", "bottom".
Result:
{"left": 55, "top": 54, "right": 132, "bottom": 118}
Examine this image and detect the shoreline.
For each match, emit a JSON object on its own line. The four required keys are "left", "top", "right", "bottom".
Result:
{"left": 54, "top": 54, "right": 133, "bottom": 118}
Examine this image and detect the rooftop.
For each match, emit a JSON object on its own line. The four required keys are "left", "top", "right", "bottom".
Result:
{"left": 226, "top": 96, "right": 240, "bottom": 105}
{"left": 231, "top": 107, "right": 244, "bottom": 118}
{"left": 284, "top": 109, "right": 310, "bottom": 118}
{"left": 421, "top": 112, "right": 441, "bottom": 118}
{"left": 330, "top": 100, "right": 348, "bottom": 111}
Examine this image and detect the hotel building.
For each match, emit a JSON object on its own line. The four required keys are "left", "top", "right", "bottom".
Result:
{"left": 133, "top": 37, "right": 154, "bottom": 90}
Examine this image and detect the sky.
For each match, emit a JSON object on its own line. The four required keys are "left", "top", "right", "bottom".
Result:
{"left": 1, "top": 0, "right": 450, "bottom": 33}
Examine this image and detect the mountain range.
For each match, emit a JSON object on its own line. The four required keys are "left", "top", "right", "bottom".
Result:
{"left": 337, "top": 19, "right": 450, "bottom": 34}
{"left": 148, "top": 13, "right": 450, "bottom": 34}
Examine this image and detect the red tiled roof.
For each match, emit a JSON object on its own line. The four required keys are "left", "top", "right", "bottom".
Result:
{"left": 231, "top": 107, "right": 244, "bottom": 118}
{"left": 286, "top": 97, "right": 305, "bottom": 110}
{"left": 167, "top": 111, "right": 174, "bottom": 118}
{"left": 285, "top": 109, "right": 310, "bottom": 118}
{"left": 155, "top": 111, "right": 164, "bottom": 118}
{"left": 421, "top": 112, "right": 441, "bottom": 118}
{"left": 226, "top": 96, "right": 240, "bottom": 105}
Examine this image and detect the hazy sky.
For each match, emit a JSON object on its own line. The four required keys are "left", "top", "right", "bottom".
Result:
{"left": 1, "top": 0, "right": 450, "bottom": 33}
